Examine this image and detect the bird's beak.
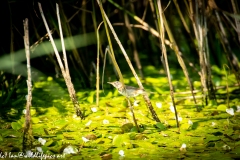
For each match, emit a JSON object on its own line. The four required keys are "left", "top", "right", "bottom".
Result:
{"left": 107, "top": 82, "right": 113, "bottom": 84}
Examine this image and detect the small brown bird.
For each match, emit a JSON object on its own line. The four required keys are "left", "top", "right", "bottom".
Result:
{"left": 108, "top": 81, "right": 145, "bottom": 98}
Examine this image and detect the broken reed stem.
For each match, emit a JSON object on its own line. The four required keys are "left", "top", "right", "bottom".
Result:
{"left": 96, "top": 0, "right": 161, "bottom": 122}
{"left": 38, "top": 2, "right": 83, "bottom": 119}
{"left": 23, "top": 18, "right": 34, "bottom": 151}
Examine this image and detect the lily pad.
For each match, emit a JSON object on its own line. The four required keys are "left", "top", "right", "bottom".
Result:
{"left": 155, "top": 122, "right": 166, "bottom": 131}
{"left": 11, "top": 122, "right": 22, "bottom": 131}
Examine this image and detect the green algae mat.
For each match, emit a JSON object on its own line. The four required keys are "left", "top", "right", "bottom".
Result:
{"left": 1, "top": 67, "right": 240, "bottom": 159}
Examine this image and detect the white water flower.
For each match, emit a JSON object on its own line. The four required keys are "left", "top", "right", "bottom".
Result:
{"left": 226, "top": 108, "right": 234, "bottom": 116}
{"left": 103, "top": 119, "right": 109, "bottom": 125}
{"left": 82, "top": 137, "right": 89, "bottom": 143}
{"left": 181, "top": 143, "right": 186, "bottom": 149}
{"left": 211, "top": 122, "right": 216, "bottom": 126}
{"left": 63, "top": 145, "right": 78, "bottom": 154}
{"left": 119, "top": 150, "right": 125, "bottom": 157}
{"left": 178, "top": 116, "right": 182, "bottom": 122}
{"left": 180, "top": 143, "right": 187, "bottom": 151}
{"left": 85, "top": 120, "right": 92, "bottom": 127}
{"left": 170, "top": 105, "right": 175, "bottom": 113}
{"left": 156, "top": 102, "right": 162, "bottom": 108}
{"left": 222, "top": 145, "right": 231, "bottom": 151}
{"left": 188, "top": 120, "right": 193, "bottom": 126}
{"left": 91, "top": 107, "right": 98, "bottom": 112}
{"left": 72, "top": 114, "right": 80, "bottom": 120}
{"left": 22, "top": 109, "right": 26, "bottom": 114}
{"left": 236, "top": 106, "right": 240, "bottom": 112}
{"left": 36, "top": 147, "right": 43, "bottom": 152}
{"left": 173, "top": 115, "right": 182, "bottom": 121}
{"left": 133, "top": 100, "right": 140, "bottom": 106}
{"left": 38, "top": 138, "right": 46, "bottom": 145}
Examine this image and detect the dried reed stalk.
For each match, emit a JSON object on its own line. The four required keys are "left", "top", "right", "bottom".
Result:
{"left": 22, "top": 18, "right": 34, "bottom": 151}
{"left": 38, "top": 3, "right": 84, "bottom": 119}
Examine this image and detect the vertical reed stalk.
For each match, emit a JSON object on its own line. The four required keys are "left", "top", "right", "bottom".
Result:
{"left": 22, "top": 18, "right": 34, "bottom": 151}
{"left": 93, "top": 0, "right": 100, "bottom": 107}
{"left": 154, "top": 0, "right": 180, "bottom": 131}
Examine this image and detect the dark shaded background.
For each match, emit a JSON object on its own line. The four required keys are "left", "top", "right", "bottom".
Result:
{"left": 0, "top": 0, "right": 238, "bottom": 88}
